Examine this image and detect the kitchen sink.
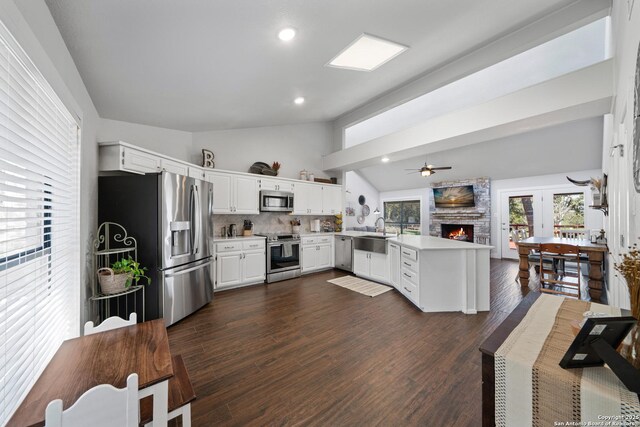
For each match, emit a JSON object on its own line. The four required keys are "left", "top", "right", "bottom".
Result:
{"left": 353, "top": 235, "right": 388, "bottom": 254}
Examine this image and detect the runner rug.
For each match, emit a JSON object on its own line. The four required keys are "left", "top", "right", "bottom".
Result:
{"left": 495, "top": 294, "right": 640, "bottom": 426}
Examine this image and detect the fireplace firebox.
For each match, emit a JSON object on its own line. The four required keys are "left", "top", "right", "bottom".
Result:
{"left": 441, "top": 224, "right": 474, "bottom": 242}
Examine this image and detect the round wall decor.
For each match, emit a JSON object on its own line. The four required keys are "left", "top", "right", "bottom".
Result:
{"left": 362, "top": 205, "right": 370, "bottom": 216}
{"left": 357, "top": 215, "right": 365, "bottom": 224}
{"left": 358, "top": 195, "right": 366, "bottom": 205}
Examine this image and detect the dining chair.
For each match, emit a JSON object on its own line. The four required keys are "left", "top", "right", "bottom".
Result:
{"left": 45, "top": 374, "right": 139, "bottom": 427}
{"left": 538, "top": 243, "right": 581, "bottom": 299}
{"left": 84, "top": 312, "right": 137, "bottom": 335}
{"left": 558, "top": 228, "right": 588, "bottom": 239}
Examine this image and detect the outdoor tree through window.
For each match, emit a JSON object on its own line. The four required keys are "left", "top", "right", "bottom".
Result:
{"left": 553, "top": 192, "right": 584, "bottom": 233}
{"left": 384, "top": 200, "right": 421, "bottom": 235}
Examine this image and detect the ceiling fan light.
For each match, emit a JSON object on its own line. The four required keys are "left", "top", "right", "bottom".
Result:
{"left": 421, "top": 169, "right": 432, "bottom": 177}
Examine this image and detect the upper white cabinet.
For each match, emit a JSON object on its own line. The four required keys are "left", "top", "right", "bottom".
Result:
{"left": 259, "top": 178, "right": 294, "bottom": 193}
{"left": 294, "top": 183, "right": 341, "bottom": 215}
{"left": 98, "top": 142, "right": 342, "bottom": 216}
{"left": 205, "top": 171, "right": 258, "bottom": 214}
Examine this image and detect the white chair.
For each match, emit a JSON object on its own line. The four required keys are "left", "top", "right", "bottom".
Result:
{"left": 84, "top": 312, "right": 137, "bottom": 335}
{"left": 45, "top": 373, "right": 139, "bottom": 427}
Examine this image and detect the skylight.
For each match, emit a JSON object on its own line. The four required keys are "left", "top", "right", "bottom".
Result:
{"left": 344, "top": 18, "right": 610, "bottom": 148}
{"left": 327, "top": 34, "right": 408, "bottom": 72}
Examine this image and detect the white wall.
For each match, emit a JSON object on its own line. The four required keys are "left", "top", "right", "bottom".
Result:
{"left": 344, "top": 171, "right": 380, "bottom": 230}
{"left": 192, "top": 122, "right": 335, "bottom": 180}
{"left": 379, "top": 187, "right": 431, "bottom": 235}
{"left": 3, "top": 0, "right": 101, "bottom": 328}
{"left": 98, "top": 118, "right": 193, "bottom": 162}
{"left": 603, "top": 1, "right": 640, "bottom": 310}
{"left": 490, "top": 169, "right": 604, "bottom": 258}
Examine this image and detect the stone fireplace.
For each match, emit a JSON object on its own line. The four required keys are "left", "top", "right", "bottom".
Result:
{"left": 429, "top": 177, "right": 491, "bottom": 245}
{"left": 442, "top": 224, "right": 474, "bottom": 242}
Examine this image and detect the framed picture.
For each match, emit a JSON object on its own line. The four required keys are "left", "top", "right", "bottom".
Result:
{"left": 633, "top": 42, "right": 640, "bottom": 192}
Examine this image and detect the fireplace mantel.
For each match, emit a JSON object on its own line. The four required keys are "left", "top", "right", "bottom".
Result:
{"left": 432, "top": 210, "right": 486, "bottom": 218}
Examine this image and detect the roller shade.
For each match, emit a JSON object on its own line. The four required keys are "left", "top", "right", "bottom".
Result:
{"left": 0, "top": 20, "right": 80, "bottom": 425}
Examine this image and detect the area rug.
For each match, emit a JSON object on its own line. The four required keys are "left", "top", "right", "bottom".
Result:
{"left": 327, "top": 276, "right": 393, "bottom": 297}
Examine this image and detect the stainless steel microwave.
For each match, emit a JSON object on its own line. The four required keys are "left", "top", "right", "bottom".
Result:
{"left": 260, "top": 190, "right": 294, "bottom": 212}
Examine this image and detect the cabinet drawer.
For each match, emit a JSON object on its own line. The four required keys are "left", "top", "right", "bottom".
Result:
{"left": 400, "top": 267, "right": 418, "bottom": 285}
{"left": 301, "top": 236, "right": 317, "bottom": 245}
{"left": 216, "top": 241, "right": 243, "bottom": 252}
{"left": 317, "top": 236, "right": 333, "bottom": 244}
{"left": 401, "top": 277, "right": 419, "bottom": 304}
{"left": 400, "top": 247, "right": 418, "bottom": 262}
{"left": 243, "top": 240, "right": 265, "bottom": 250}
{"left": 400, "top": 257, "right": 418, "bottom": 273}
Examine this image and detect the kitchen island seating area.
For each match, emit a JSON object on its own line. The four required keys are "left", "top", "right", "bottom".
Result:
{"left": 7, "top": 316, "right": 196, "bottom": 427}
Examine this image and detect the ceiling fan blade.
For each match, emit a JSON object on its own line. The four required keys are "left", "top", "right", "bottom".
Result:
{"left": 406, "top": 171, "right": 418, "bottom": 175}
{"left": 429, "top": 166, "right": 452, "bottom": 170}
{"left": 404, "top": 168, "right": 419, "bottom": 171}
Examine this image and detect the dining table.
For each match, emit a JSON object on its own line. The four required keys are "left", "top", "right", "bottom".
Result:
{"left": 516, "top": 236, "right": 608, "bottom": 301}
{"left": 7, "top": 318, "right": 174, "bottom": 427}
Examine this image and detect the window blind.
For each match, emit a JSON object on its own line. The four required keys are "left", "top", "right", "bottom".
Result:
{"left": 0, "top": 21, "right": 80, "bottom": 425}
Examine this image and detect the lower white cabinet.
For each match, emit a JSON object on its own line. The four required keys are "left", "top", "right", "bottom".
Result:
{"left": 389, "top": 243, "right": 401, "bottom": 289}
{"left": 353, "top": 249, "right": 389, "bottom": 283}
{"left": 215, "top": 241, "right": 265, "bottom": 290}
{"left": 301, "top": 242, "right": 333, "bottom": 273}
{"left": 400, "top": 248, "right": 420, "bottom": 305}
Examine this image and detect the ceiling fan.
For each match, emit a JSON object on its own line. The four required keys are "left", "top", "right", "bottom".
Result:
{"left": 405, "top": 162, "right": 452, "bottom": 177}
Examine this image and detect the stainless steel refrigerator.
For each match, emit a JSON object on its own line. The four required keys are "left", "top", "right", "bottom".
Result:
{"left": 98, "top": 172, "right": 214, "bottom": 326}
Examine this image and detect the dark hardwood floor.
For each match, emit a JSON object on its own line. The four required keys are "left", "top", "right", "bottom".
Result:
{"left": 167, "top": 259, "right": 538, "bottom": 426}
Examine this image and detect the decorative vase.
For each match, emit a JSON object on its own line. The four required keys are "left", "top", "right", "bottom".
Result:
{"left": 97, "top": 268, "right": 131, "bottom": 295}
{"left": 292, "top": 225, "right": 301, "bottom": 234}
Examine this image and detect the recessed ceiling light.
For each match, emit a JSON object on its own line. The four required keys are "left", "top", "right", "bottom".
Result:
{"left": 294, "top": 97, "right": 305, "bottom": 105}
{"left": 327, "top": 34, "right": 408, "bottom": 72}
{"left": 381, "top": 157, "right": 390, "bottom": 162}
{"left": 278, "top": 28, "right": 296, "bottom": 42}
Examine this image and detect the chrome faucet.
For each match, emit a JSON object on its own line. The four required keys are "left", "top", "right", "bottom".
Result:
{"left": 375, "top": 217, "right": 386, "bottom": 235}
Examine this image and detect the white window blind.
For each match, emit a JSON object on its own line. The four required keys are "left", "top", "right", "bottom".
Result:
{"left": 0, "top": 20, "right": 80, "bottom": 425}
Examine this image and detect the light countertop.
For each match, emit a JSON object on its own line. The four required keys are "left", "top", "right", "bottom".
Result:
{"left": 388, "top": 235, "right": 493, "bottom": 251}
{"left": 213, "top": 235, "right": 266, "bottom": 242}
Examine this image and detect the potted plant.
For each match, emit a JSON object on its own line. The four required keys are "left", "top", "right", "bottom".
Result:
{"left": 614, "top": 243, "right": 640, "bottom": 368}
{"left": 97, "top": 257, "right": 151, "bottom": 295}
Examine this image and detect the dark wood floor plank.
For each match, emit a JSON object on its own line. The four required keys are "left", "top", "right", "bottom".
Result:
{"left": 168, "top": 259, "right": 537, "bottom": 426}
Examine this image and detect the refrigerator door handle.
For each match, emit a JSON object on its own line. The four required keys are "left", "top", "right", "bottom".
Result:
{"left": 189, "top": 184, "right": 195, "bottom": 255}
{"left": 193, "top": 185, "right": 201, "bottom": 255}
{"left": 164, "top": 259, "right": 211, "bottom": 278}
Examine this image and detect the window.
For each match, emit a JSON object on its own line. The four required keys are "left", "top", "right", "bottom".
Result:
{"left": 383, "top": 200, "right": 421, "bottom": 235}
{"left": 0, "top": 21, "right": 80, "bottom": 425}
{"left": 553, "top": 192, "right": 585, "bottom": 235}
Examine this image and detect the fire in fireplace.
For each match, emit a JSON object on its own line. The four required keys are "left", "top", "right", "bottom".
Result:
{"left": 441, "top": 224, "right": 474, "bottom": 242}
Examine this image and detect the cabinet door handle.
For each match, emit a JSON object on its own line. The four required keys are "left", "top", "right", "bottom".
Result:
{"left": 402, "top": 251, "right": 411, "bottom": 256}
{"left": 403, "top": 272, "right": 411, "bottom": 278}
{"left": 404, "top": 287, "right": 412, "bottom": 293}
{"left": 403, "top": 262, "right": 411, "bottom": 266}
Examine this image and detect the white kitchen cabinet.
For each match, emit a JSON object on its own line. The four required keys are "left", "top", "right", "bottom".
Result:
{"left": 160, "top": 158, "right": 189, "bottom": 176}
{"left": 122, "top": 146, "right": 161, "bottom": 174}
{"left": 260, "top": 178, "right": 294, "bottom": 192}
{"left": 216, "top": 252, "right": 242, "bottom": 288}
{"left": 389, "top": 243, "right": 401, "bottom": 289}
{"left": 234, "top": 176, "right": 259, "bottom": 214}
{"left": 188, "top": 166, "right": 206, "bottom": 180}
{"left": 205, "top": 171, "right": 258, "bottom": 214}
{"left": 215, "top": 240, "right": 266, "bottom": 290}
{"left": 301, "top": 241, "right": 334, "bottom": 273}
{"left": 353, "top": 249, "right": 389, "bottom": 284}
{"left": 294, "top": 182, "right": 323, "bottom": 215}
{"left": 322, "top": 185, "right": 343, "bottom": 215}
{"left": 243, "top": 250, "right": 266, "bottom": 283}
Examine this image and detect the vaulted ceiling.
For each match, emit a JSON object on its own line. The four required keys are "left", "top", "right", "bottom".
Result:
{"left": 46, "top": 0, "right": 579, "bottom": 132}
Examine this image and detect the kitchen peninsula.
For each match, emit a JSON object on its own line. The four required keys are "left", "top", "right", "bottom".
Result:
{"left": 354, "top": 234, "right": 492, "bottom": 314}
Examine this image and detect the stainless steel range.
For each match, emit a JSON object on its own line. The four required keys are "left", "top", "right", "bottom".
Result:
{"left": 256, "top": 233, "right": 301, "bottom": 283}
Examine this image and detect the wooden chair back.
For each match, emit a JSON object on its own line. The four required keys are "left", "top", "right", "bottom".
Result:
{"left": 84, "top": 313, "right": 137, "bottom": 335}
{"left": 558, "top": 228, "right": 588, "bottom": 239}
{"left": 538, "top": 243, "right": 581, "bottom": 299}
{"left": 45, "top": 373, "right": 138, "bottom": 427}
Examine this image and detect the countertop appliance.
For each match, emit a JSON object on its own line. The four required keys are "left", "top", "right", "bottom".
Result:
{"left": 256, "top": 233, "right": 301, "bottom": 283}
{"left": 99, "top": 172, "right": 214, "bottom": 326}
{"left": 260, "top": 190, "right": 294, "bottom": 212}
{"left": 335, "top": 235, "right": 353, "bottom": 272}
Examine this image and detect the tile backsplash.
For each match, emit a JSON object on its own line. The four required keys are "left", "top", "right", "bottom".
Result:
{"left": 213, "top": 213, "right": 336, "bottom": 236}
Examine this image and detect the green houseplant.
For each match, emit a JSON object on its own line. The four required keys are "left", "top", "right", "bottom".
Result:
{"left": 98, "top": 256, "right": 151, "bottom": 295}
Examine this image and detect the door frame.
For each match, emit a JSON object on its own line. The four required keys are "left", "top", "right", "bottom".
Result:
{"left": 497, "top": 184, "right": 590, "bottom": 259}
{"left": 499, "top": 190, "right": 543, "bottom": 260}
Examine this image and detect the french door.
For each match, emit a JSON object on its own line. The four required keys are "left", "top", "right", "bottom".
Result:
{"left": 500, "top": 191, "right": 542, "bottom": 259}
{"left": 499, "top": 186, "right": 589, "bottom": 260}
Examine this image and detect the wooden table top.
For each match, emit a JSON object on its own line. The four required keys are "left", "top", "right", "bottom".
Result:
{"left": 517, "top": 237, "right": 608, "bottom": 252}
{"left": 7, "top": 319, "right": 173, "bottom": 427}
